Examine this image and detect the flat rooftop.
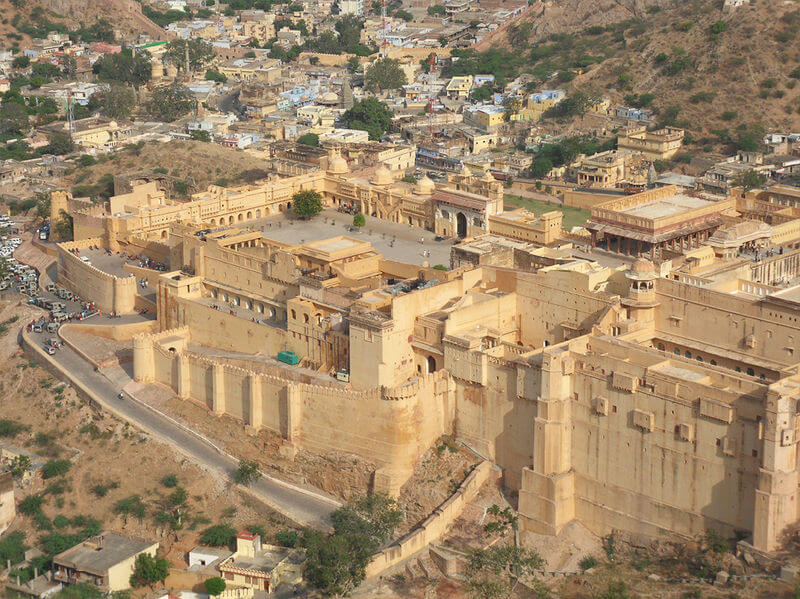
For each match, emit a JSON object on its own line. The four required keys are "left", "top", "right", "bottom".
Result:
{"left": 619, "top": 194, "right": 713, "bottom": 219}
{"left": 54, "top": 534, "right": 154, "bottom": 574}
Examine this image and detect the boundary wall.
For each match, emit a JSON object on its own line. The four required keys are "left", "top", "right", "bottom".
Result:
{"left": 365, "top": 461, "right": 492, "bottom": 578}
{"left": 133, "top": 328, "right": 455, "bottom": 494}
{"left": 56, "top": 238, "right": 137, "bottom": 314}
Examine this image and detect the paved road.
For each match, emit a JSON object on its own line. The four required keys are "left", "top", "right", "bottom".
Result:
{"left": 24, "top": 329, "right": 338, "bottom": 529}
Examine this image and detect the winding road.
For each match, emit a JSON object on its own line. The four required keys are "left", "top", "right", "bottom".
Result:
{"left": 22, "top": 328, "right": 338, "bottom": 529}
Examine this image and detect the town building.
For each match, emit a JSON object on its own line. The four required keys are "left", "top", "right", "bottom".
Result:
{"left": 617, "top": 125, "right": 685, "bottom": 161}
{"left": 585, "top": 186, "right": 736, "bottom": 259}
{"left": 217, "top": 533, "right": 304, "bottom": 593}
{"left": 53, "top": 534, "right": 159, "bottom": 592}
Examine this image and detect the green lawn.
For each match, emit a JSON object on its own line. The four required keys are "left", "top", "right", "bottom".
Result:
{"left": 504, "top": 195, "right": 591, "bottom": 230}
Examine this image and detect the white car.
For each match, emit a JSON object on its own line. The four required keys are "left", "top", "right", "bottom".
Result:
{"left": 80, "top": 256, "right": 92, "bottom": 265}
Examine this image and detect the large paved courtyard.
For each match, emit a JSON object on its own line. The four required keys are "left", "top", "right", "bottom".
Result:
{"left": 251, "top": 209, "right": 456, "bottom": 267}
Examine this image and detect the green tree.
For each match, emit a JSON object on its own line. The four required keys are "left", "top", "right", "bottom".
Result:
{"left": 200, "top": 524, "right": 237, "bottom": 547}
{"left": 297, "top": 132, "right": 319, "bottom": 147}
{"left": 470, "top": 86, "right": 492, "bottom": 102}
{"left": 163, "top": 39, "right": 215, "bottom": 72}
{"left": 204, "top": 577, "right": 226, "bottom": 596}
{"left": 190, "top": 130, "right": 212, "bottom": 142}
{"left": 733, "top": 169, "right": 767, "bottom": 191}
{"left": 302, "top": 494, "right": 402, "bottom": 595}
{"left": 146, "top": 85, "right": 194, "bottom": 122}
{"left": 465, "top": 545, "right": 545, "bottom": 599}
{"left": 0, "top": 102, "right": 30, "bottom": 137}
{"left": 394, "top": 9, "right": 413, "bottom": 21}
{"left": 365, "top": 58, "right": 407, "bottom": 92}
{"left": 53, "top": 583, "right": 103, "bottom": 598}
{"left": 204, "top": 69, "right": 227, "bottom": 83}
{"left": 291, "top": 190, "right": 323, "bottom": 220}
{"left": 428, "top": 4, "right": 446, "bottom": 15}
{"left": 12, "top": 55, "right": 31, "bottom": 69}
{"left": 340, "top": 97, "right": 393, "bottom": 141}
{"left": 93, "top": 49, "right": 151, "bottom": 88}
{"left": 347, "top": 56, "right": 360, "bottom": 73}
{"left": 0, "top": 531, "right": 27, "bottom": 567}
{"left": 353, "top": 213, "right": 365, "bottom": 228}
{"left": 528, "top": 157, "right": 553, "bottom": 178}
{"left": 502, "top": 95, "right": 522, "bottom": 121}
{"left": 129, "top": 553, "right": 170, "bottom": 587}
{"left": 234, "top": 459, "right": 261, "bottom": 485}
{"left": 54, "top": 209, "right": 74, "bottom": 241}
{"left": 101, "top": 84, "right": 136, "bottom": 120}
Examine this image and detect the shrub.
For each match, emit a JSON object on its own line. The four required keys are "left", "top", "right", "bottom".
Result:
{"left": 709, "top": 20, "right": 728, "bottom": 35}
{"left": 205, "top": 577, "right": 226, "bottom": 596}
{"left": 0, "top": 419, "right": 28, "bottom": 437}
{"left": 42, "top": 459, "right": 71, "bottom": 479}
{"left": 233, "top": 459, "right": 261, "bottom": 486}
{"left": 53, "top": 514, "right": 70, "bottom": 528}
{"left": 277, "top": 529, "right": 299, "bottom": 548}
{"left": 18, "top": 495, "right": 44, "bottom": 516}
{"left": 161, "top": 474, "right": 179, "bottom": 488}
{"left": 579, "top": 555, "right": 597, "bottom": 570}
{"left": 721, "top": 111, "right": 737, "bottom": 121}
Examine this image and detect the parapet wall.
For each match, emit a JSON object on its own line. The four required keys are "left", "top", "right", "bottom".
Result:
{"left": 134, "top": 330, "right": 454, "bottom": 494}
{"left": 57, "top": 239, "right": 137, "bottom": 314}
{"left": 365, "top": 461, "right": 492, "bottom": 578}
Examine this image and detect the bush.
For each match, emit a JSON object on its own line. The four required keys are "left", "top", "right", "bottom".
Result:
{"left": 0, "top": 419, "right": 28, "bottom": 437}
{"left": 18, "top": 494, "right": 44, "bottom": 516}
{"left": 201, "top": 524, "right": 237, "bottom": 547}
{"left": 297, "top": 132, "right": 319, "bottom": 147}
{"left": 161, "top": 474, "right": 179, "bottom": 488}
{"left": 53, "top": 514, "right": 70, "bottom": 528}
{"left": 721, "top": 110, "right": 737, "bottom": 121}
{"left": 42, "top": 459, "right": 71, "bottom": 479}
{"left": 353, "top": 213, "right": 365, "bottom": 228}
{"left": 0, "top": 531, "right": 27, "bottom": 566}
{"left": 277, "top": 529, "right": 299, "bottom": 548}
{"left": 709, "top": 20, "right": 728, "bottom": 35}
{"left": 579, "top": 555, "right": 597, "bottom": 570}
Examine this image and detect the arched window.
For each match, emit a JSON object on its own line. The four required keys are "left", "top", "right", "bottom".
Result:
{"left": 290, "top": 309, "right": 296, "bottom": 319}
{"left": 746, "top": 367, "right": 755, "bottom": 376}
{"left": 684, "top": 350, "right": 692, "bottom": 359}
{"left": 303, "top": 314, "right": 309, "bottom": 323}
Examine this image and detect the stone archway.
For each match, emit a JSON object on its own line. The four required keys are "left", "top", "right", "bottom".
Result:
{"left": 427, "top": 355, "right": 436, "bottom": 374}
{"left": 456, "top": 212, "right": 467, "bottom": 238}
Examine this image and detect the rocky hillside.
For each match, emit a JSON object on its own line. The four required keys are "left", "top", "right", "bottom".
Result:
{"left": 494, "top": 0, "right": 800, "bottom": 149}
{"left": 0, "top": 0, "right": 165, "bottom": 46}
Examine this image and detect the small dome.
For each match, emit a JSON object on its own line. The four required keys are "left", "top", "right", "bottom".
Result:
{"left": 328, "top": 155, "right": 349, "bottom": 174}
{"left": 416, "top": 175, "right": 435, "bottom": 194}
{"left": 372, "top": 166, "right": 394, "bottom": 186}
{"left": 630, "top": 257, "right": 656, "bottom": 276}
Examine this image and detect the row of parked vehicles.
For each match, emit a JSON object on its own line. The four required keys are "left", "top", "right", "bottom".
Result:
{"left": 1, "top": 257, "right": 39, "bottom": 295}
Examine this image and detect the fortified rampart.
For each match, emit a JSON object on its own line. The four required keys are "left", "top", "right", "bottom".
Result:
{"left": 133, "top": 328, "right": 454, "bottom": 494}
{"left": 57, "top": 239, "right": 137, "bottom": 314}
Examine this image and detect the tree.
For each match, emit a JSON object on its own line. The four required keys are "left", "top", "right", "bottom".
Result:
{"left": 0, "top": 102, "right": 30, "bottom": 137}
{"left": 42, "top": 458, "right": 71, "bottom": 478}
{"left": 297, "top": 132, "right": 319, "bottom": 147}
{"left": 101, "top": 85, "right": 136, "bottom": 120}
{"left": 146, "top": 85, "right": 194, "bottom": 122}
{"left": 163, "top": 39, "right": 215, "bottom": 72}
{"left": 353, "top": 213, "right": 365, "bottom": 228}
{"left": 394, "top": 9, "right": 413, "bottom": 21}
{"left": 471, "top": 86, "right": 492, "bottom": 102}
{"left": 291, "top": 190, "right": 323, "bottom": 220}
{"left": 12, "top": 55, "right": 30, "bottom": 69}
{"left": 53, "top": 583, "right": 103, "bottom": 598}
{"left": 428, "top": 4, "right": 446, "bottom": 15}
{"left": 54, "top": 209, "right": 74, "bottom": 241}
{"left": 93, "top": 49, "right": 151, "bottom": 88}
{"left": 502, "top": 96, "right": 522, "bottom": 121}
{"left": 465, "top": 545, "right": 545, "bottom": 598}
{"left": 528, "top": 157, "right": 553, "bottom": 178}
{"left": 200, "top": 524, "right": 237, "bottom": 547}
{"left": 302, "top": 494, "right": 402, "bottom": 595}
{"left": 204, "top": 577, "right": 226, "bottom": 596}
{"left": 340, "top": 97, "right": 393, "bottom": 141}
{"left": 365, "top": 57, "right": 407, "bottom": 92}
{"left": 205, "top": 69, "right": 227, "bottom": 83}
{"left": 733, "top": 169, "right": 767, "bottom": 191}
{"left": 234, "top": 459, "right": 261, "bottom": 485}
{"left": 129, "top": 553, "right": 170, "bottom": 587}
{"left": 347, "top": 56, "right": 360, "bottom": 73}
{"left": 190, "top": 130, "right": 212, "bottom": 142}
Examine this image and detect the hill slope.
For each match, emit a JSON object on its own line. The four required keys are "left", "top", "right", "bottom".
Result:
{"left": 490, "top": 0, "right": 800, "bottom": 145}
